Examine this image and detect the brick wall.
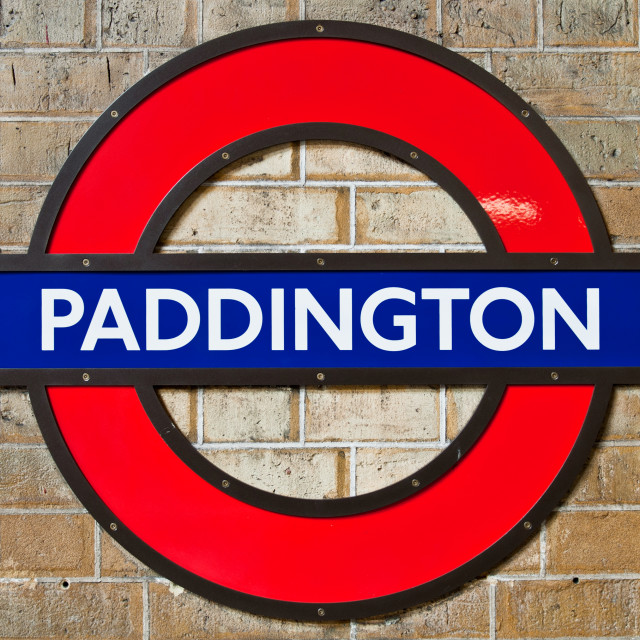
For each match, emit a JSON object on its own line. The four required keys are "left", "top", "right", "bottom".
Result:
{"left": 1, "top": 0, "right": 640, "bottom": 638}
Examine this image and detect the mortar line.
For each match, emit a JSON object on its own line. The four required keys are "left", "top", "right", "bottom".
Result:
{"left": 0, "top": 47, "right": 190, "bottom": 54}
{"left": 547, "top": 115, "right": 640, "bottom": 121}
{"left": 197, "top": 0, "right": 204, "bottom": 45}
{"left": 94, "top": 522, "right": 102, "bottom": 579}
{"left": 0, "top": 181, "right": 53, "bottom": 186}
{"left": 439, "top": 385, "right": 447, "bottom": 444}
{"left": 96, "top": 0, "right": 102, "bottom": 50}
{"left": 0, "top": 508, "right": 88, "bottom": 514}
{"left": 0, "top": 443, "right": 48, "bottom": 449}
{"left": 489, "top": 581, "right": 496, "bottom": 640}
{"left": 595, "top": 440, "right": 640, "bottom": 447}
{"left": 0, "top": 116, "right": 98, "bottom": 122}
{"left": 197, "top": 386, "right": 204, "bottom": 445}
{"left": 589, "top": 179, "right": 640, "bottom": 186}
{"left": 143, "top": 49, "right": 149, "bottom": 75}
{"left": 492, "top": 573, "right": 640, "bottom": 581}
{"left": 555, "top": 504, "right": 640, "bottom": 511}
{"left": 299, "top": 0, "right": 306, "bottom": 21}
{"left": 350, "top": 445, "right": 357, "bottom": 497}
{"left": 299, "top": 140, "right": 307, "bottom": 183}
{"left": 350, "top": 619, "right": 358, "bottom": 640}
{"left": 158, "top": 242, "right": 484, "bottom": 252}
{"left": 201, "top": 179, "right": 439, "bottom": 187}
{"left": 536, "top": 0, "right": 544, "bottom": 51}
{"left": 143, "top": 580, "right": 150, "bottom": 640}
{"left": 436, "top": 0, "right": 443, "bottom": 45}
{"left": 540, "top": 520, "right": 547, "bottom": 576}
{"left": 194, "top": 440, "right": 448, "bottom": 450}
{"left": 484, "top": 51, "right": 492, "bottom": 73}
{"left": 349, "top": 184, "right": 357, "bottom": 247}
{"left": 298, "top": 386, "right": 306, "bottom": 444}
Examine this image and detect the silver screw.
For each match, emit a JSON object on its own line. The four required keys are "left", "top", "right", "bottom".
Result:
{"left": 410, "top": 151, "right": 418, "bottom": 159}
{"left": 110, "top": 522, "right": 118, "bottom": 531}
{"left": 316, "top": 24, "right": 324, "bottom": 33}
{"left": 523, "top": 521, "right": 532, "bottom": 530}
{"left": 411, "top": 478, "right": 420, "bottom": 488}
{"left": 221, "top": 152, "right": 230, "bottom": 160}
{"left": 551, "top": 371, "right": 559, "bottom": 381}
{"left": 317, "top": 257, "right": 325, "bottom": 266}
{"left": 110, "top": 110, "right": 118, "bottom": 118}
{"left": 317, "top": 372, "right": 325, "bottom": 382}
{"left": 317, "top": 608, "right": 326, "bottom": 616}
{"left": 222, "top": 479, "right": 230, "bottom": 488}
{"left": 82, "top": 373, "right": 90, "bottom": 382}
{"left": 550, "top": 257, "right": 559, "bottom": 266}
{"left": 521, "top": 109, "right": 530, "bottom": 118}
{"left": 82, "top": 258, "right": 90, "bottom": 267}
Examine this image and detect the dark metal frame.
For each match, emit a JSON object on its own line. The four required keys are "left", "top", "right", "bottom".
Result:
{"left": 7, "top": 19, "right": 626, "bottom": 620}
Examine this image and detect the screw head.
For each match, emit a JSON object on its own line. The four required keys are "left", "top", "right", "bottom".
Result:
{"left": 82, "top": 258, "right": 90, "bottom": 267}
{"left": 550, "top": 257, "right": 559, "bottom": 266}
{"left": 222, "top": 479, "right": 230, "bottom": 488}
{"left": 317, "top": 372, "right": 325, "bottom": 382}
{"left": 110, "top": 110, "right": 118, "bottom": 118}
{"left": 110, "top": 522, "right": 118, "bottom": 531}
{"left": 317, "top": 608, "right": 326, "bottom": 616}
{"left": 523, "top": 521, "right": 532, "bottom": 530}
{"left": 316, "top": 24, "right": 324, "bottom": 33}
{"left": 521, "top": 109, "right": 530, "bottom": 118}
{"left": 82, "top": 373, "right": 90, "bottom": 382}
{"left": 316, "top": 257, "right": 325, "bottom": 266}
{"left": 411, "top": 478, "right": 420, "bottom": 488}
{"left": 221, "top": 152, "right": 230, "bottom": 160}
{"left": 410, "top": 151, "right": 418, "bottom": 159}
{"left": 551, "top": 371, "right": 559, "bottom": 381}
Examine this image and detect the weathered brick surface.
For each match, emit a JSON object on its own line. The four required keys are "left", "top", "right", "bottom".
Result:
{"left": 0, "top": 387, "right": 41, "bottom": 443}
{"left": 543, "top": 0, "right": 638, "bottom": 46}
{"left": 102, "top": 0, "right": 197, "bottom": 47}
{"left": 0, "top": 53, "right": 144, "bottom": 115}
{"left": 356, "top": 448, "right": 439, "bottom": 493}
{"left": 601, "top": 386, "right": 640, "bottom": 440}
{"left": 446, "top": 386, "right": 485, "bottom": 439}
{"left": 160, "top": 186, "right": 349, "bottom": 246}
{"left": 566, "top": 446, "right": 640, "bottom": 505}
{"left": 357, "top": 582, "right": 490, "bottom": 638}
{"left": 492, "top": 534, "right": 540, "bottom": 576}
{"left": 306, "top": 0, "right": 439, "bottom": 40}
{"left": 203, "top": 0, "right": 299, "bottom": 39}
{"left": 101, "top": 535, "right": 156, "bottom": 578}
{"left": 149, "top": 582, "right": 350, "bottom": 638}
{"left": 0, "top": 0, "right": 95, "bottom": 47}
{"left": 0, "top": 514, "right": 94, "bottom": 577}
{"left": 549, "top": 120, "right": 640, "bottom": 179}
{"left": 496, "top": 579, "right": 640, "bottom": 637}
{"left": 203, "top": 448, "right": 350, "bottom": 498}
{"left": 0, "top": 121, "right": 91, "bottom": 181}
{"left": 305, "top": 386, "right": 440, "bottom": 441}
{"left": 203, "top": 387, "right": 298, "bottom": 442}
{"left": 0, "top": 187, "right": 46, "bottom": 250}
{"left": 494, "top": 53, "right": 640, "bottom": 117}
{"left": 214, "top": 143, "right": 299, "bottom": 180}
{"left": 0, "top": 581, "right": 143, "bottom": 639}
{"left": 356, "top": 187, "right": 481, "bottom": 245}
{"left": 595, "top": 186, "right": 640, "bottom": 244}
{"left": 157, "top": 387, "right": 197, "bottom": 441}
{"left": 442, "top": 0, "right": 537, "bottom": 47}
{"left": 546, "top": 511, "right": 640, "bottom": 574}
{"left": 0, "top": 449, "right": 81, "bottom": 508}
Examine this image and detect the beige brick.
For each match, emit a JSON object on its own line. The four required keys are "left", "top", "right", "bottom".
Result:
{"left": 494, "top": 53, "right": 640, "bottom": 117}
{"left": 0, "top": 121, "right": 90, "bottom": 181}
{"left": 0, "top": 581, "right": 143, "bottom": 639}
{"left": 496, "top": 579, "right": 640, "bottom": 638}
{"left": 160, "top": 186, "right": 349, "bottom": 245}
{"left": 446, "top": 386, "right": 485, "bottom": 439}
{"left": 101, "top": 534, "right": 155, "bottom": 578}
{"left": 0, "top": 388, "right": 41, "bottom": 444}
{"left": 306, "top": 0, "right": 439, "bottom": 40}
{"left": 0, "top": 53, "right": 144, "bottom": 116}
{"left": 306, "top": 141, "right": 425, "bottom": 182}
{"left": 202, "top": 448, "right": 350, "bottom": 499}
{"left": 203, "top": 0, "right": 298, "bottom": 39}
{"left": 0, "top": 186, "right": 46, "bottom": 249}
{"left": 567, "top": 446, "right": 640, "bottom": 505}
{"left": 547, "top": 511, "right": 640, "bottom": 574}
{"left": 492, "top": 534, "right": 541, "bottom": 575}
{"left": 355, "top": 448, "right": 439, "bottom": 494}
{"left": 102, "top": 0, "right": 197, "bottom": 47}
{"left": 0, "top": 0, "right": 95, "bottom": 47}
{"left": 442, "top": 0, "right": 537, "bottom": 47}
{"left": 203, "top": 387, "right": 298, "bottom": 443}
{"left": 305, "top": 386, "right": 440, "bottom": 442}
{"left": 544, "top": 0, "right": 638, "bottom": 46}
{"left": 0, "top": 449, "right": 80, "bottom": 508}
{"left": 601, "top": 386, "right": 640, "bottom": 440}
{"left": 146, "top": 49, "right": 184, "bottom": 72}
{"left": 356, "top": 188, "right": 481, "bottom": 245}
{"left": 357, "top": 582, "right": 489, "bottom": 638}
{"left": 213, "top": 143, "right": 299, "bottom": 181}
{"left": 549, "top": 120, "right": 640, "bottom": 180}
{"left": 0, "top": 514, "right": 94, "bottom": 577}
{"left": 149, "top": 582, "right": 350, "bottom": 639}
{"left": 594, "top": 186, "right": 640, "bottom": 244}
{"left": 157, "top": 387, "right": 197, "bottom": 442}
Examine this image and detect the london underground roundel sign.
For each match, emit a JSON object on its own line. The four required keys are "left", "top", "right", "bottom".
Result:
{"left": 5, "top": 20, "right": 639, "bottom": 620}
